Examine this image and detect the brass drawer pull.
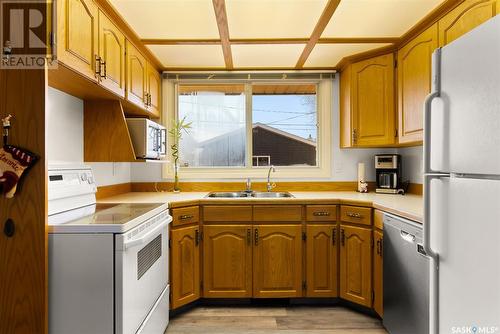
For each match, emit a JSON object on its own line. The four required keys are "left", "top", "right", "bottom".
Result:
{"left": 179, "top": 214, "right": 194, "bottom": 220}
{"left": 313, "top": 211, "right": 331, "bottom": 217}
{"left": 347, "top": 212, "right": 363, "bottom": 219}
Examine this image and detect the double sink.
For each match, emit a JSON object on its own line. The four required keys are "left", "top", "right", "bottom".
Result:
{"left": 206, "top": 191, "right": 294, "bottom": 198}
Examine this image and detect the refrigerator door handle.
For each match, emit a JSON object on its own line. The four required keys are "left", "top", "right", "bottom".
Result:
{"left": 423, "top": 48, "right": 442, "bottom": 175}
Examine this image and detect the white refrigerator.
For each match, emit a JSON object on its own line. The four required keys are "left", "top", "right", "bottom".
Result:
{"left": 424, "top": 15, "right": 500, "bottom": 334}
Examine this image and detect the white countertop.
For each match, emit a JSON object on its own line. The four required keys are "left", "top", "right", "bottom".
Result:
{"left": 99, "top": 191, "right": 423, "bottom": 223}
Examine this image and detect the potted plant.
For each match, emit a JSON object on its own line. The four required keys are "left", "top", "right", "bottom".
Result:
{"left": 169, "top": 116, "right": 191, "bottom": 192}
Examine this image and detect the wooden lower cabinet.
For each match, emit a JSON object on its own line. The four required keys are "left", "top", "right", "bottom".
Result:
{"left": 339, "top": 224, "right": 372, "bottom": 307}
{"left": 253, "top": 225, "right": 303, "bottom": 298}
{"left": 306, "top": 224, "right": 338, "bottom": 297}
{"left": 203, "top": 225, "right": 252, "bottom": 298}
{"left": 373, "top": 229, "right": 384, "bottom": 317}
{"left": 170, "top": 225, "right": 201, "bottom": 309}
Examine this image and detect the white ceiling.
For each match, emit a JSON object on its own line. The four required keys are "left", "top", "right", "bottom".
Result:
{"left": 109, "top": 0, "right": 446, "bottom": 69}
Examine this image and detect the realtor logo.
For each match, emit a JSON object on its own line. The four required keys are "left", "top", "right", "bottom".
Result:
{"left": 1, "top": 0, "right": 56, "bottom": 69}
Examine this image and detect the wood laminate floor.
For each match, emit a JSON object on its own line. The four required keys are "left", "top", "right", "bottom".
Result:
{"left": 165, "top": 306, "right": 388, "bottom": 334}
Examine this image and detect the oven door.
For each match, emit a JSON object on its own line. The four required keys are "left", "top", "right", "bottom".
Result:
{"left": 115, "top": 212, "right": 170, "bottom": 334}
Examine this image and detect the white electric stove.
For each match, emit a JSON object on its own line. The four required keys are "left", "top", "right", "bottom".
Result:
{"left": 48, "top": 164, "right": 171, "bottom": 334}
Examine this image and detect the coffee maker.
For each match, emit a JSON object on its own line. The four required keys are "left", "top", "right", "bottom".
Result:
{"left": 375, "top": 154, "right": 402, "bottom": 194}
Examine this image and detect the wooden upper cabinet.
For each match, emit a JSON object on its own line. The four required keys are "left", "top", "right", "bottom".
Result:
{"left": 339, "top": 224, "right": 372, "bottom": 307}
{"left": 126, "top": 41, "right": 147, "bottom": 109}
{"left": 397, "top": 24, "right": 438, "bottom": 145}
{"left": 439, "top": 0, "right": 500, "bottom": 47}
{"left": 341, "top": 53, "right": 396, "bottom": 147}
{"left": 253, "top": 225, "right": 302, "bottom": 298}
{"left": 373, "top": 229, "right": 384, "bottom": 318}
{"left": 147, "top": 63, "right": 162, "bottom": 117}
{"left": 170, "top": 225, "right": 200, "bottom": 309}
{"left": 57, "top": 0, "right": 98, "bottom": 81}
{"left": 98, "top": 10, "right": 125, "bottom": 97}
{"left": 306, "top": 224, "right": 338, "bottom": 297}
{"left": 203, "top": 225, "right": 252, "bottom": 298}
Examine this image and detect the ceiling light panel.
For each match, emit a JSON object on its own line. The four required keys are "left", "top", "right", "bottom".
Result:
{"left": 232, "top": 44, "right": 306, "bottom": 68}
{"left": 148, "top": 45, "right": 225, "bottom": 68}
{"left": 304, "top": 43, "right": 391, "bottom": 67}
{"left": 226, "top": 0, "right": 328, "bottom": 39}
{"left": 322, "top": 0, "right": 445, "bottom": 38}
{"left": 108, "top": 0, "right": 220, "bottom": 39}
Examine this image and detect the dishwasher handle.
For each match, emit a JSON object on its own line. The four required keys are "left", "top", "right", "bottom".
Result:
{"left": 400, "top": 230, "right": 416, "bottom": 243}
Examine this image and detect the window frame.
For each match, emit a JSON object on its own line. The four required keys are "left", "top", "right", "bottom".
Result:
{"left": 162, "top": 79, "right": 332, "bottom": 179}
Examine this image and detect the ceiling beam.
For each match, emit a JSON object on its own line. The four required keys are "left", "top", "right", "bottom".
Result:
{"left": 142, "top": 37, "right": 399, "bottom": 45}
{"left": 295, "top": 0, "right": 342, "bottom": 68}
{"left": 212, "top": 0, "right": 233, "bottom": 69}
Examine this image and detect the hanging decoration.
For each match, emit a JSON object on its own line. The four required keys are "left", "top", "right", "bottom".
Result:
{"left": 0, "top": 115, "right": 38, "bottom": 198}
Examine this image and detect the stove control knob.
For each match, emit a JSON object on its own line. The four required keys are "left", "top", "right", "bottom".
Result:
{"left": 87, "top": 176, "right": 94, "bottom": 184}
{"left": 80, "top": 173, "right": 87, "bottom": 182}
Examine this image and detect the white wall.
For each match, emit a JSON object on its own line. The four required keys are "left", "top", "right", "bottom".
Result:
{"left": 130, "top": 76, "right": 424, "bottom": 183}
{"left": 47, "top": 87, "right": 131, "bottom": 187}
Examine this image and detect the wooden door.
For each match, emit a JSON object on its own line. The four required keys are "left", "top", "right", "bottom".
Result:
{"left": 147, "top": 63, "right": 161, "bottom": 118}
{"left": 351, "top": 53, "right": 396, "bottom": 147}
{"left": 170, "top": 225, "right": 200, "bottom": 309}
{"left": 439, "top": 0, "right": 500, "bottom": 47}
{"left": 397, "top": 24, "right": 438, "bottom": 144}
{"left": 203, "top": 225, "right": 252, "bottom": 298}
{"left": 253, "top": 225, "right": 302, "bottom": 298}
{"left": 98, "top": 10, "right": 125, "bottom": 97}
{"left": 373, "top": 230, "right": 384, "bottom": 317}
{"left": 57, "top": 0, "right": 98, "bottom": 81}
{"left": 306, "top": 225, "right": 338, "bottom": 297}
{"left": 126, "top": 41, "right": 147, "bottom": 109}
{"left": 339, "top": 224, "right": 372, "bottom": 307}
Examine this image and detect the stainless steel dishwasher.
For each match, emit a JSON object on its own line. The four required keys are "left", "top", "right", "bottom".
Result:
{"left": 383, "top": 213, "right": 429, "bottom": 334}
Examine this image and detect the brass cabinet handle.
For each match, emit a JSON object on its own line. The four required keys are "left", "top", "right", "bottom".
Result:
{"left": 313, "top": 211, "right": 330, "bottom": 217}
{"left": 332, "top": 228, "right": 336, "bottom": 246}
{"left": 254, "top": 228, "right": 258, "bottom": 246}
{"left": 347, "top": 212, "right": 363, "bottom": 219}
{"left": 195, "top": 229, "right": 199, "bottom": 246}
{"left": 148, "top": 93, "right": 152, "bottom": 107}
{"left": 341, "top": 229, "right": 345, "bottom": 246}
{"left": 376, "top": 240, "right": 380, "bottom": 255}
{"left": 247, "top": 229, "right": 251, "bottom": 246}
{"left": 377, "top": 238, "right": 383, "bottom": 257}
{"left": 100, "top": 59, "right": 106, "bottom": 79}
{"left": 352, "top": 129, "right": 357, "bottom": 144}
{"left": 179, "top": 214, "right": 194, "bottom": 220}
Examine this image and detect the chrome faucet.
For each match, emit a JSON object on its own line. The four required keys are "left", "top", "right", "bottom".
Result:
{"left": 245, "top": 178, "right": 252, "bottom": 193}
{"left": 267, "top": 165, "right": 276, "bottom": 192}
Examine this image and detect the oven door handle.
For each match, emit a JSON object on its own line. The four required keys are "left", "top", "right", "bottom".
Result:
{"left": 123, "top": 216, "right": 171, "bottom": 250}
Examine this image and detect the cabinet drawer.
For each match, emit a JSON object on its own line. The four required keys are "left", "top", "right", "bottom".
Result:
{"left": 172, "top": 206, "right": 199, "bottom": 227}
{"left": 253, "top": 205, "right": 302, "bottom": 222}
{"left": 374, "top": 209, "right": 384, "bottom": 230}
{"left": 203, "top": 206, "right": 252, "bottom": 222}
{"left": 306, "top": 205, "right": 337, "bottom": 222}
{"left": 340, "top": 206, "right": 372, "bottom": 226}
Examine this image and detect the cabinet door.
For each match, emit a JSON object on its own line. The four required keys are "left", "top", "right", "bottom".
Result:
{"left": 147, "top": 63, "right": 162, "bottom": 118}
{"left": 170, "top": 225, "right": 200, "bottom": 309}
{"left": 98, "top": 11, "right": 125, "bottom": 97}
{"left": 439, "top": 0, "right": 500, "bottom": 47}
{"left": 397, "top": 24, "right": 438, "bottom": 144}
{"left": 126, "top": 41, "right": 147, "bottom": 109}
{"left": 373, "top": 229, "right": 384, "bottom": 317}
{"left": 306, "top": 224, "right": 338, "bottom": 297}
{"left": 57, "top": 0, "right": 98, "bottom": 81}
{"left": 351, "top": 53, "right": 396, "bottom": 147}
{"left": 203, "top": 225, "right": 252, "bottom": 298}
{"left": 339, "top": 224, "right": 372, "bottom": 307}
{"left": 253, "top": 225, "right": 302, "bottom": 298}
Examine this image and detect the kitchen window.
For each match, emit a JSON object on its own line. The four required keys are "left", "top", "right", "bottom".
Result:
{"left": 165, "top": 78, "right": 332, "bottom": 179}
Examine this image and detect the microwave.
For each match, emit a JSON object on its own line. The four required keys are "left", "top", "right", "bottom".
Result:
{"left": 126, "top": 118, "right": 166, "bottom": 159}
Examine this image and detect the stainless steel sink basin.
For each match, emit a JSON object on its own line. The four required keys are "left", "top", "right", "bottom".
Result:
{"left": 251, "top": 192, "right": 294, "bottom": 198}
{"left": 205, "top": 191, "right": 294, "bottom": 198}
